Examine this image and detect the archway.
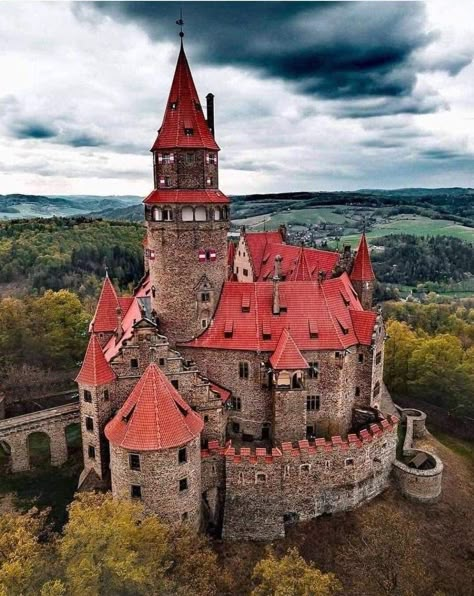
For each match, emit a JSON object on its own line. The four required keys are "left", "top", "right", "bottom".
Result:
{"left": 0, "top": 440, "right": 12, "bottom": 474}
{"left": 27, "top": 432, "right": 51, "bottom": 469}
{"left": 65, "top": 423, "right": 82, "bottom": 461}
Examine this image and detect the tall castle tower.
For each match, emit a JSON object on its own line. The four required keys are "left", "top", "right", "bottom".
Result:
{"left": 144, "top": 39, "right": 230, "bottom": 346}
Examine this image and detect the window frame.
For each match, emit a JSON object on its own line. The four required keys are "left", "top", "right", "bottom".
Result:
{"left": 129, "top": 453, "right": 141, "bottom": 471}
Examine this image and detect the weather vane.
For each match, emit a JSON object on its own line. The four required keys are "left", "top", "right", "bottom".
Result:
{"left": 176, "top": 9, "right": 184, "bottom": 38}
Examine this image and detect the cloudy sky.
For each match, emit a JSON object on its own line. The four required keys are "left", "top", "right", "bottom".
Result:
{"left": 0, "top": 1, "right": 473, "bottom": 196}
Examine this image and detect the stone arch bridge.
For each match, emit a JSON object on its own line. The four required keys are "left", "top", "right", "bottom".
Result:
{"left": 0, "top": 403, "right": 80, "bottom": 472}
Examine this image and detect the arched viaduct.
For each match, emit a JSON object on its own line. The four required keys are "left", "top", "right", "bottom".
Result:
{"left": 0, "top": 403, "right": 80, "bottom": 472}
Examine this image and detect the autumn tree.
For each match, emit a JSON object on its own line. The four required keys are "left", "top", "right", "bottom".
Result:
{"left": 251, "top": 547, "right": 341, "bottom": 596}
{"left": 336, "top": 503, "right": 430, "bottom": 596}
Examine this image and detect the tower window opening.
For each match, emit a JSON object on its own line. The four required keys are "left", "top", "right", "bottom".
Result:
{"left": 195, "top": 206, "right": 207, "bottom": 221}
{"left": 165, "top": 176, "right": 171, "bottom": 187}
{"left": 255, "top": 472, "right": 267, "bottom": 484}
{"left": 355, "top": 386, "right": 361, "bottom": 397}
{"left": 239, "top": 361, "right": 249, "bottom": 379}
{"left": 130, "top": 358, "right": 139, "bottom": 369}
{"left": 131, "top": 484, "right": 142, "bottom": 499}
{"left": 376, "top": 351, "right": 382, "bottom": 365}
{"left": 129, "top": 453, "right": 141, "bottom": 471}
{"left": 152, "top": 207, "right": 163, "bottom": 221}
{"left": 163, "top": 208, "right": 173, "bottom": 221}
{"left": 231, "top": 396, "right": 242, "bottom": 411}
{"left": 178, "top": 447, "right": 187, "bottom": 464}
{"left": 171, "top": 379, "right": 179, "bottom": 390}
{"left": 85, "top": 417, "right": 94, "bottom": 431}
{"left": 345, "top": 458, "right": 354, "bottom": 467}
{"left": 83, "top": 390, "right": 92, "bottom": 403}
{"left": 185, "top": 152, "right": 195, "bottom": 164}
{"left": 214, "top": 207, "right": 221, "bottom": 221}
{"left": 201, "top": 292, "right": 210, "bottom": 303}
{"left": 162, "top": 153, "right": 172, "bottom": 164}
{"left": 306, "top": 395, "right": 320, "bottom": 411}
{"left": 358, "top": 353, "right": 364, "bottom": 364}
{"left": 88, "top": 445, "right": 96, "bottom": 459}
{"left": 308, "top": 362, "right": 319, "bottom": 379}
{"left": 373, "top": 381, "right": 381, "bottom": 397}
{"left": 103, "top": 389, "right": 109, "bottom": 401}
{"left": 179, "top": 477, "right": 188, "bottom": 491}
{"left": 208, "top": 153, "right": 217, "bottom": 165}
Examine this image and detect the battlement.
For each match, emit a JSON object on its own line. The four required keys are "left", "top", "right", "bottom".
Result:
{"left": 205, "top": 415, "right": 398, "bottom": 464}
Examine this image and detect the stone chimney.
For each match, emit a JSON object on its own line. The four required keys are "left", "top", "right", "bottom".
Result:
{"left": 272, "top": 255, "right": 282, "bottom": 315}
{"left": 206, "top": 93, "right": 215, "bottom": 136}
{"left": 116, "top": 306, "right": 123, "bottom": 341}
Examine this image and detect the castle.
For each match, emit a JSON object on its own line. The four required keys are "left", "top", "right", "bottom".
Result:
{"left": 75, "top": 39, "right": 401, "bottom": 540}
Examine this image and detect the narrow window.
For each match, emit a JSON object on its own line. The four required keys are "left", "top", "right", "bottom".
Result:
{"left": 103, "top": 389, "right": 109, "bottom": 401}
{"left": 178, "top": 447, "right": 187, "bottom": 464}
{"left": 208, "top": 153, "right": 217, "bottom": 165}
{"left": 182, "top": 512, "right": 189, "bottom": 521}
{"left": 335, "top": 351, "right": 341, "bottom": 359}
{"left": 185, "top": 152, "right": 194, "bottom": 163}
{"left": 171, "top": 379, "right": 179, "bottom": 390}
{"left": 308, "top": 362, "right": 319, "bottom": 379}
{"left": 131, "top": 485, "right": 142, "bottom": 499}
{"left": 88, "top": 445, "right": 95, "bottom": 459}
{"left": 201, "top": 292, "right": 210, "bottom": 302}
{"left": 130, "top": 358, "right": 138, "bottom": 369}
{"left": 358, "top": 353, "right": 364, "bottom": 364}
{"left": 239, "top": 361, "right": 249, "bottom": 379}
{"left": 201, "top": 319, "right": 208, "bottom": 329}
{"left": 163, "top": 208, "right": 173, "bottom": 221}
{"left": 231, "top": 396, "right": 242, "bottom": 411}
{"left": 83, "top": 390, "right": 92, "bottom": 403}
{"left": 165, "top": 176, "right": 171, "bottom": 187}
{"left": 179, "top": 477, "right": 188, "bottom": 491}
{"left": 85, "top": 417, "right": 94, "bottom": 431}
{"left": 376, "top": 352, "right": 382, "bottom": 365}
{"left": 129, "top": 453, "right": 140, "bottom": 471}
{"left": 355, "top": 386, "right": 361, "bottom": 397}
{"left": 374, "top": 382, "right": 380, "bottom": 397}
{"left": 159, "top": 357, "right": 165, "bottom": 366}
{"left": 163, "top": 153, "right": 171, "bottom": 164}
{"left": 204, "top": 415, "right": 209, "bottom": 423}
{"left": 306, "top": 425, "right": 314, "bottom": 438}
{"left": 243, "top": 268, "right": 249, "bottom": 277}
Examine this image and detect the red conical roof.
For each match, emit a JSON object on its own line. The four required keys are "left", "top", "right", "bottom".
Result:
{"left": 151, "top": 43, "right": 219, "bottom": 151}
{"left": 75, "top": 334, "right": 116, "bottom": 386}
{"left": 105, "top": 363, "right": 203, "bottom": 451}
{"left": 91, "top": 275, "right": 120, "bottom": 333}
{"left": 270, "top": 328, "right": 309, "bottom": 370}
{"left": 351, "top": 234, "right": 375, "bottom": 281}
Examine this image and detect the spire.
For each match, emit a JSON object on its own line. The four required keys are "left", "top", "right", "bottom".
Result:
{"left": 270, "top": 328, "right": 309, "bottom": 370}
{"left": 351, "top": 233, "right": 375, "bottom": 282}
{"left": 151, "top": 42, "right": 219, "bottom": 151}
{"left": 75, "top": 334, "right": 116, "bottom": 385}
{"left": 91, "top": 275, "right": 120, "bottom": 333}
{"left": 105, "top": 363, "right": 203, "bottom": 451}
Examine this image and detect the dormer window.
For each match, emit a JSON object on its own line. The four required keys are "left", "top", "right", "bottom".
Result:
{"left": 184, "top": 127, "right": 194, "bottom": 136}
{"left": 170, "top": 101, "right": 177, "bottom": 110}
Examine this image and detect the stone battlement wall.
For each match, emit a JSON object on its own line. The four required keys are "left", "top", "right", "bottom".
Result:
{"left": 201, "top": 416, "right": 398, "bottom": 541}
{"left": 393, "top": 406, "right": 443, "bottom": 503}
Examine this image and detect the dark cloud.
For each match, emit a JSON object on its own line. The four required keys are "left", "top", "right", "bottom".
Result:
{"left": 11, "top": 120, "right": 57, "bottom": 139}
{"left": 91, "top": 1, "right": 465, "bottom": 117}
{"left": 420, "top": 148, "right": 474, "bottom": 161}
{"left": 66, "top": 133, "right": 104, "bottom": 147}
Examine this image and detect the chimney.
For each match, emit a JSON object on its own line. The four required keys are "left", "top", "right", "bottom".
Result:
{"left": 115, "top": 307, "right": 123, "bottom": 341}
{"left": 206, "top": 93, "right": 215, "bottom": 136}
{"left": 279, "top": 224, "right": 287, "bottom": 242}
{"left": 272, "top": 255, "right": 282, "bottom": 315}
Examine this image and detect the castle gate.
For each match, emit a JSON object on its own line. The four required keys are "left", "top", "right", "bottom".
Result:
{"left": 0, "top": 403, "right": 80, "bottom": 472}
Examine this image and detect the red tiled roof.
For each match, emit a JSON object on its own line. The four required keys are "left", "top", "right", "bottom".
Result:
{"left": 105, "top": 363, "right": 203, "bottom": 451}
{"left": 91, "top": 275, "right": 120, "bottom": 333}
{"left": 210, "top": 382, "right": 231, "bottom": 403}
{"left": 258, "top": 244, "right": 340, "bottom": 282}
{"left": 75, "top": 334, "right": 116, "bottom": 386}
{"left": 350, "top": 310, "right": 377, "bottom": 345}
{"left": 270, "top": 329, "right": 309, "bottom": 370}
{"left": 151, "top": 43, "right": 219, "bottom": 151}
{"left": 244, "top": 231, "right": 284, "bottom": 277}
{"left": 181, "top": 273, "right": 373, "bottom": 352}
{"left": 144, "top": 189, "right": 229, "bottom": 204}
{"left": 351, "top": 234, "right": 375, "bottom": 281}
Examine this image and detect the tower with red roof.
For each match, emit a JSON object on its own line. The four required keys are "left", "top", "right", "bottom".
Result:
{"left": 350, "top": 233, "right": 376, "bottom": 310}
{"left": 144, "top": 39, "right": 230, "bottom": 345}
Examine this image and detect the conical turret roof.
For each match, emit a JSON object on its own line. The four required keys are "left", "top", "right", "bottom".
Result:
{"left": 75, "top": 334, "right": 116, "bottom": 386}
{"left": 151, "top": 43, "right": 219, "bottom": 151}
{"left": 350, "top": 233, "right": 375, "bottom": 281}
{"left": 105, "top": 363, "right": 203, "bottom": 451}
{"left": 91, "top": 274, "right": 120, "bottom": 333}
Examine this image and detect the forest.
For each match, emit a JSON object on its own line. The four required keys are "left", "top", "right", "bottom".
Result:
{"left": 0, "top": 217, "right": 144, "bottom": 297}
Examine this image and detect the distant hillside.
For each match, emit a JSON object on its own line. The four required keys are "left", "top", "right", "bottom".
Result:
{"left": 0, "top": 194, "right": 142, "bottom": 220}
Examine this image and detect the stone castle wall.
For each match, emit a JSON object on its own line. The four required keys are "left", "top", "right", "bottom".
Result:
{"left": 147, "top": 217, "right": 229, "bottom": 345}
{"left": 219, "top": 415, "right": 398, "bottom": 541}
{"left": 110, "top": 434, "right": 202, "bottom": 529}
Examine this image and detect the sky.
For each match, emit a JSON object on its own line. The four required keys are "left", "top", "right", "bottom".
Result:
{"left": 0, "top": 1, "right": 473, "bottom": 196}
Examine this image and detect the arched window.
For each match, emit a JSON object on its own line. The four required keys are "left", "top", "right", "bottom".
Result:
{"left": 194, "top": 206, "right": 207, "bottom": 221}
{"left": 292, "top": 371, "right": 303, "bottom": 389}
{"left": 152, "top": 207, "right": 162, "bottom": 221}
{"left": 214, "top": 207, "right": 221, "bottom": 221}
{"left": 182, "top": 206, "right": 194, "bottom": 221}
{"left": 276, "top": 371, "right": 291, "bottom": 388}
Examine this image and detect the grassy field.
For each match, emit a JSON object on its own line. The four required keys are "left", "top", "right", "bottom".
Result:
{"left": 234, "top": 206, "right": 349, "bottom": 229}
